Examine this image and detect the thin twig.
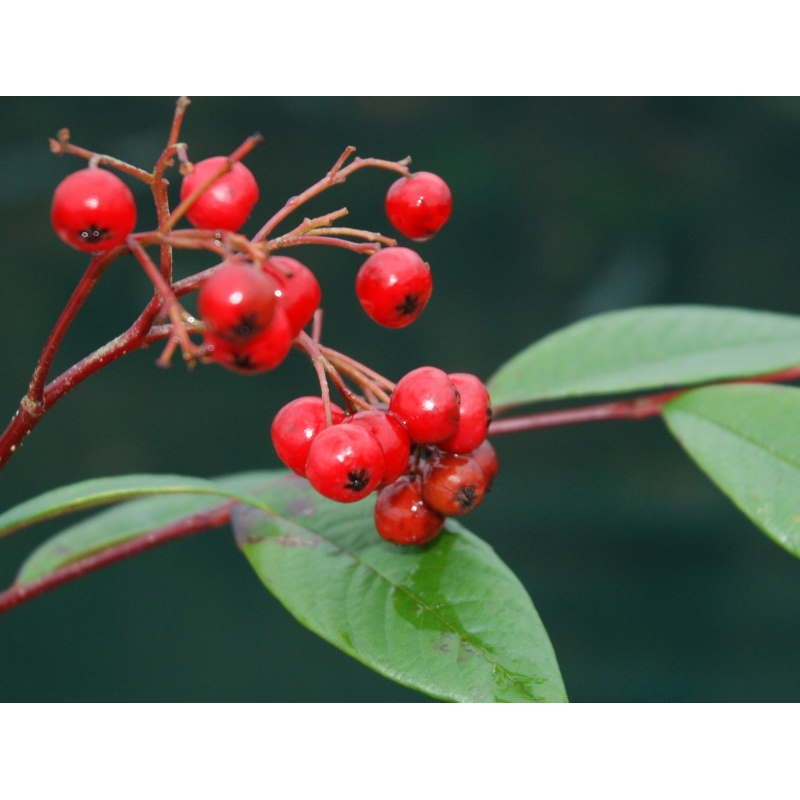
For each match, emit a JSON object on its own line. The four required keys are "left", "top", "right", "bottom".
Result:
{"left": 252, "top": 148, "right": 411, "bottom": 242}
{"left": 49, "top": 128, "right": 153, "bottom": 184}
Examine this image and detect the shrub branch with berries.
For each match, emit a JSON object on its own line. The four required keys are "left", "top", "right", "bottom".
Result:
{"left": 4, "top": 98, "right": 800, "bottom": 702}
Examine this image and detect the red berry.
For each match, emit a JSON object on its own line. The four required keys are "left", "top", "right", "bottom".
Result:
{"left": 389, "top": 366, "right": 459, "bottom": 444}
{"left": 305, "top": 423, "right": 385, "bottom": 503}
{"left": 51, "top": 168, "right": 137, "bottom": 252}
{"left": 264, "top": 256, "right": 322, "bottom": 336}
{"left": 374, "top": 476, "right": 444, "bottom": 545}
{"left": 385, "top": 171, "right": 452, "bottom": 241}
{"left": 198, "top": 261, "right": 278, "bottom": 341}
{"left": 421, "top": 452, "right": 487, "bottom": 517}
{"left": 271, "top": 396, "right": 346, "bottom": 476}
{"left": 205, "top": 306, "right": 293, "bottom": 373}
{"left": 355, "top": 247, "right": 432, "bottom": 329}
{"left": 348, "top": 410, "right": 411, "bottom": 485}
{"left": 472, "top": 440, "right": 499, "bottom": 490}
{"left": 180, "top": 156, "right": 259, "bottom": 232}
{"left": 439, "top": 373, "right": 492, "bottom": 453}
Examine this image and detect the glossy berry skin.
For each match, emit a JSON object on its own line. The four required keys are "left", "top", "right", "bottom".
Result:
{"left": 180, "top": 156, "right": 259, "bottom": 232}
{"left": 51, "top": 168, "right": 137, "bottom": 252}
{"left": 198, "top": 261, "right": 278, "bottom": 341}
{"left": 374, "top": 476, "right": 444, "bottom": 546}
{"left": 348, "top": 410, "right": 411, "bottom": 485}
{"left": 385, "top": 171, "right": 452, "bottom": 242}
{"left": 204, "top": 306, "right": 293, "bottom": 374}
{"left": 305, "top": 423, "right": 385, "bottom": 503}
{"left": 439, "top": 373, "right": 492, "bottom": 453}
{"left": 271, "top": 396, "right": 346, "bottom": 476}
{"left": 421, "top": 452, "right": 487, "bottom": 517}
{"left": 389, "top": 366, "right": 459, "bottom": 444}
{"left": 472, "top": 440, "right": 499, "bottom": 490}
{"left": 264, "top": 256, "right": 322, "bottom": 336}
{"left": 355, "top": 247, "right": 432, "bottom": 329}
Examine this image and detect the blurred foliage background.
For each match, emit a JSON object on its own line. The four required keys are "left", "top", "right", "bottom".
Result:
{"left": 2, "top": 97, "right": 800, "bottom": 702}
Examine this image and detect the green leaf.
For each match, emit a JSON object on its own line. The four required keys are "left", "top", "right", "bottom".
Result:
{"left": 16, "top": 471, "right": 281, "bottom": 585}
{"left": 0, "top": 473, "right": 273, "bottom": 539}
{"left": 234, "top": 473, "right": 567, "bottom": 703}
{"left": 489, "top": 305, "right": 800, "bottom": 407}
{"left": 663, "top": 383, "right": 800, "bottom": 557}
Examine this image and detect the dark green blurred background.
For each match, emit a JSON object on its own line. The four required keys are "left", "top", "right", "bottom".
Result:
{"left": 2, "top": 97, "right": 800, "bottom": 702}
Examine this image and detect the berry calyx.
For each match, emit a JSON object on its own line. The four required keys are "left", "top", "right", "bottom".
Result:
{"left": 348, "top": 410, "right": 411, "bottom": 485}
{"left": 305, "top": 423, "right": 385, "bottom": 503}
{"left": 421, "top": 452, "right": 487, "bottom": 517}
{"left": 385, "top": 171, "right": 452, "bottom": 241}
{"left": 198, "top": 261, "right": 278, "bottom": 341}
{"left": 389, "top": 366, "right": 460, "bottom": 444}
{"left": 374, "top": 476, "right": 444, "bottom": 545}
{"left": 264, "top": 256, "right": 322, "bottom": 336}
{"left": 472, "top": 440, "right": 499, "bottom": 490}
{"left": 271, "top": 396, "right": 346, "bottom": 476}
{"left": 439, "top": 373, "right": 492, "bottom": 453}
{"left": 355, "top": 247, "right": 432, "bottom": 329}
{"left": 205, "top": 306, "right": 293, "bottom": 374}
{"left": 180, "top": 156, "right": 259, "bottom": 232}
{"left": 51, "top": 168, "right": 137, "bottom": 252}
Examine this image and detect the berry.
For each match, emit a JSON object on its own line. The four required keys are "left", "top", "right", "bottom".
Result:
{"left": 439, "top": 373, "right": 492, "bottom": 453}
{"left": 421, "top": 452, "right": 487, "bottom": 517}
{"left": 472, "top": 440, "right": 499, "bottom": 490}
{"left": 385, "top": 171, "right": 452, "bottom": 241}
{"left": 374, "top": 476, "right": 444, "bottom": 546}
{"left": 205, "top": 306, "right": 293, "bottom": 373}
{"left": 355, "top": 247, "right": 432, "bottom": 329}
{"left": 348, "top": 410, "right": 411, "bottom": 485}
{"left": 389, "top": 366, "right": 459, "bottom": 444}
{"left": 180, "top": 156, "right": 259, "bottom": 231}
{"left": 51, "top": 168, "right": 137, "bottom": 252}
{"left": 264, "top": 256, "right": 322, "bottom": 336}
{"left": 271, "top": 396, "right": 346, "bottom": 476}
{"left": 198, "top": 261, "right": 278, "bottom": 341}
{"left": 305, "top": 423, "right": 385, "bottom": 503}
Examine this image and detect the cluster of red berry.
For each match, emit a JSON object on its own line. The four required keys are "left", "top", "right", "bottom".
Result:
{"left": 271, "top": 368, "right": 497, "bottom": 545}
{"left": 49, "top": 146, "right": 495, "bottom": 546}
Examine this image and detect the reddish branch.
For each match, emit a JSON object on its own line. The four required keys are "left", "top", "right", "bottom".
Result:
{"left": 0, "top": 502, "right": 234, "bottom": 614}
{"left": 488, "top": 363, "right": 800, "bottom": 435}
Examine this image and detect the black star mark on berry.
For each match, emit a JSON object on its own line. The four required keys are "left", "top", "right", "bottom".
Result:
{"left": 233, "top": 353, "right": 255, "bottom": 370}
{"left": 455, "top": 485, "right": 477, "bottom": 510}
{"left": 79, "top": 224, "right": 109, "bottom": 243}
{"left": 344, "top": 468, "right": 370, "bottom": 492}
{"left": 231, "top": 313, "right": 261, "bottom": 339}
{"left": 394, "top": 293, "right": 420, "bottom": 317}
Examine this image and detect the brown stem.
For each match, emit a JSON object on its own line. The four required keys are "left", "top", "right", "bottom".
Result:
{"left": 269, "top": 235, "right": 381, "bottom": 255}
{"left": 49, "top": 128, "right": 153, "bottom": 184}
{"left": 320, "top": 346, "right": 396, "bottom": 391}
{"left": 252, "top": 148, "right": 411, "bottom": 242}
{"left": 126, "top": 237, "right": 201, "bottom": 365}
{"left": 273, "top": 208, "right": 350, "bottom": 244}
{"left": 0, "top": 502, "right": 233, "bottom": 614}
{"left": 309, "top": 227, "right": 397, "bottom": 246}
{"left": 296, "top": 332, "right": 335, "bottom": 425}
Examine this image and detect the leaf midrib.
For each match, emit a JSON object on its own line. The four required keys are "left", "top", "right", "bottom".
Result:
{"left": 249, "top": 510, "right": 545, "bottom": 702}
{"left": 667, "top": 405, "right": 800, "bottom": 474}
